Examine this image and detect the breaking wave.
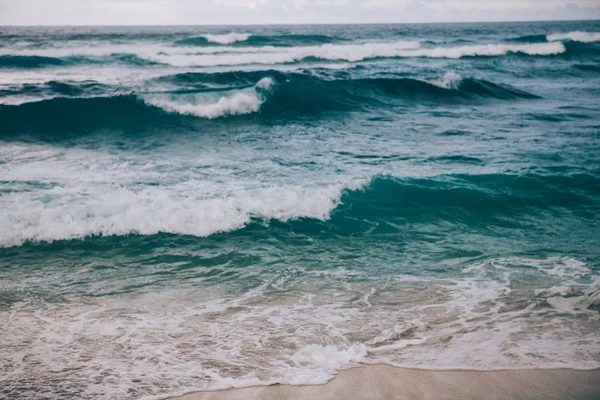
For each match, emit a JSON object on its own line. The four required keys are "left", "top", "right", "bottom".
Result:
{"left": 0, "top": 41, "right": 570, "bottom": 70}
{"left": 547, "top": 31, "right": 600, "bottom": 43}
{"left": 140, "top": 77, "right": 273, "bottom": 119}
{"left": 0, "top": 72, "right": 540, "bottom": 133}
{"left": 146, "top": 41, "right": 566, "bottom": 67}
{"left": 3, "top": 171, "right": 599, "bottom": 248}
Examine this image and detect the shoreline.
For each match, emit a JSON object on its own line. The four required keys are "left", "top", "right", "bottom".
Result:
{"left": 169, "top": 364, "right": 600, "bottom": 400}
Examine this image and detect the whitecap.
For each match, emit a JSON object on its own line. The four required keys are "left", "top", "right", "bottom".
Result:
{"left": 547, "top": 31, "right": 600, "bottom": 43}
{"left": 141, "top": 77, "right": 273, "bottom": 119}
{"left": 145, "top": 41, "right": 565, "bottom": 67}
{"left": 201, "top": 32, "right": 251, "bottom": 45}
{"left": 429, "top": 71, "right": 462, "bottom": 90}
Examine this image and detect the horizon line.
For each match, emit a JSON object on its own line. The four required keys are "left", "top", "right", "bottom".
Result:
{"left": 2, "top": 17, "right": 599, "bottom": 28}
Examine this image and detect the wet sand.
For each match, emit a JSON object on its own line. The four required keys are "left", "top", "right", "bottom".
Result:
{"left": 171, "top": 365, "right": 600, "bottom": 400}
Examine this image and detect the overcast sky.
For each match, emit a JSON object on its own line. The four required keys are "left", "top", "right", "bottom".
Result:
{"left": 1, "top": 0, "right": 599, "bottom": 25}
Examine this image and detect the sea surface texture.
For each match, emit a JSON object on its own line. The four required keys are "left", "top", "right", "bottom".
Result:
{"left": 1, "top": 21, "right": 600, "bottom": 399}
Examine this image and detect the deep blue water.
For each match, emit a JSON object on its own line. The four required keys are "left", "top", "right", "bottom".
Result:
{"left": 1, "top": 21, "right": 600, "bottom": 399}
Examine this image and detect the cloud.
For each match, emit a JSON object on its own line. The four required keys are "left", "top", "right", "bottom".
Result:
{"left": 214, "top": 0, "right": 268, "bottom": 9}
{"left": 0, "top": 0, "right": 598, "bottom": 25}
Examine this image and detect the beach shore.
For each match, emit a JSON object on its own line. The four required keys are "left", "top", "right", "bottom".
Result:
{"left": 171, "top": 365, "right": 600, "bottom": 400}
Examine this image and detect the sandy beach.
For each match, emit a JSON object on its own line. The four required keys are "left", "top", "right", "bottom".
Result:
{"left": 172, "top": 365, "right": 600, "bottom": 400}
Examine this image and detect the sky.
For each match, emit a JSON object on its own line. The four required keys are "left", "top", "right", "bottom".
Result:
{"left": 0, "top": 0, "right": 599, "bottom": 25}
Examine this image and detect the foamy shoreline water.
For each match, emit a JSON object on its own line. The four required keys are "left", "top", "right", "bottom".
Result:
{"left": 2, "top": 256, "right": 598, "bottom": 399}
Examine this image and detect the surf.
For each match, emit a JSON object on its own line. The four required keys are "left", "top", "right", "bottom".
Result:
{"left": 3, "top": 171, "right": 598, "bottom": 248}
{"left": 0, "top": 73, "right": 541, "bottom": 134}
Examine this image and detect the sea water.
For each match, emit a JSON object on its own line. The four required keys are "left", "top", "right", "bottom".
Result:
{"left": 1, "top": 21, "right": 599, "bottom": 399}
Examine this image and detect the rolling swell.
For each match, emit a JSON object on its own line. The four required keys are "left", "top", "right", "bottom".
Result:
{"left": 0, "top": 95, "right": 167, "bottom": 134}
{"left": 507, "top": 34, "right": 548, "bottom": 43}
{"left": 259, "top": 76, "right": 538, "bottom": 117}
{"left": 160, "top": 70, "right": 540, "bottom": 103}
{"left": 574, "top": 64, "right": 600, "bottom": 73}
{"left": 0, "top": 81, "right": 114, "bottom": 103}
{"left": 244, "top": 34, "right": 342, "bottom": 46}
{"left": 0, "top": 54, "right": 66, "bottom": 68}
{"left": 562, "top": 41, "right": 600, "bottom": 58}
{"left": 0, "top": 53, "right": 158, "bottom": 69}
{"left": 0, "top": 73, "right": 540, "bottom": 133}
{"left": 318, "top": 173, "right": 600, "bottom": 234}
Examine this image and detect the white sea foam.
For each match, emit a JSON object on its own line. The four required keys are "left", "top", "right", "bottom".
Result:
{"left": 0, "top": 140, "right": 367, "bottom": 247}
{"left": 145, "top": 91, "right": 262, "bottom": 118}
{"left": 0, "top": 41, "right": 565, "bottom": 71}
{"left": 547, "top": 31, "right": 600, "bottom": 43}
{"left": 407, "top": 42, "right": 565, "bottom": 59}
{"left": 368, "top": 338, "right": 427, "bottom": 352}
{"left": 429, "top": 71, "right": 462, "bottom": 89}
{"left": 0, "top": 181, "right": 358, "bottom": 248}
{"left": 547, "top": 290, "right": 600, "bottom": 314}
{"left": 144, "top": 41, "right": 421, "bottom": 67}
{"left": 291, "top": 344, "right": 367, "bottom": 375}
{"left": 141, "top": 77, "right": 273, "bottom": 119}
{"left": 511, "top": 257, "right": 590, "bottom": 279}
{"left": 465, "top": 257, "right": 599, "bottom": 316}
{"left": 201, "top": 33, "right": 251, "bottom": 44}
{"left": 143, "top": 41, "right": 565, "bottom": 67}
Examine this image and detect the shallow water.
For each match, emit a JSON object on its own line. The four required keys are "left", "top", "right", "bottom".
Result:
{"left": 1, "top": 21, "right": 600, "bottom": 399}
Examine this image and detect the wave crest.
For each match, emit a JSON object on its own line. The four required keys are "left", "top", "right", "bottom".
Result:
{"left": 429, "top": 71, "right": 462, "bottom": 89}
{"left": 0, "top": 179, "right": 366, "bottom": 248}
{"left": 547, "top": 31, "right": 600, "bottom": 43}
{"left": 0, "top": 41, "right": 569, "bottom": 70}
{"left": 147, "top": 41, "right": 565, "bottom": 67}
{"left": 3, "top": 171, "right": 599, "bottom": 248}
{"left": 203, "top": 32, "right": 250, "bottom": 44}
{"left": 0, "top": 72, "right": 540, "bottom": 133}
{"left": 194, "top": 32, "right": 251, "bottom": 45}
{"left": 141, "top": 77, "right": 274, "bottom": 119}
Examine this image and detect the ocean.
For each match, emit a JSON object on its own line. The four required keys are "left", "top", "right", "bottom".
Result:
{"left": 1, "top": 21, "right": 599, "bottom": 399}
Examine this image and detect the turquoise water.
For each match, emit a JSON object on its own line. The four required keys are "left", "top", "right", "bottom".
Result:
{"left": 1, "top": 21, "right": 600, "bottom": 399}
